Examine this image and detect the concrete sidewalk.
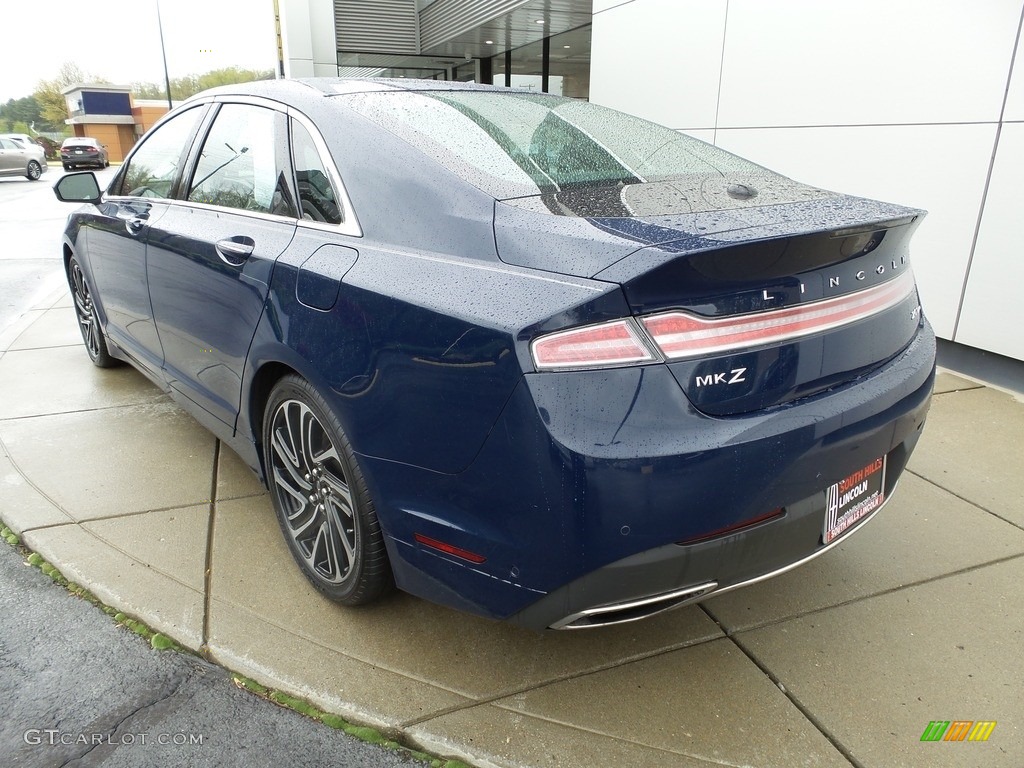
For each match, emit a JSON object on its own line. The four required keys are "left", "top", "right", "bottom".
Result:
{"left": 1, "top": 290, "right": 1022, "bottom": 768}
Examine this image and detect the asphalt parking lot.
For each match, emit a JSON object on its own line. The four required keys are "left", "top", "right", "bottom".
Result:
{"left": 1, "top": 166, "right": 1022, "bottom": 767}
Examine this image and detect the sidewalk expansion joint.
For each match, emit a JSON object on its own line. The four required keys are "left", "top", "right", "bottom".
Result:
{"left": 701, "top": 550, "right": 1024, "bottom": 638}
{"left": 931, "top": 385, "right": 985, "bottom": 396}
{"left": 20, "top": 502, "right": 217, "bottom": 532}
{"left": 199, "top": 440, "right": 221, "bottom": 661}
{"left": 712, "top": 618, "right": 864, "bottom": 768}
{"left": 0, "top": 397, "right": 170, "bottom": 424}
{"left": 4, "top": 342, "right": 81, "bottom": 353}
{"left": 430, "top": 705, "right": 762, "bottom": 768}
{"left": 400, "top": 633, "right": 727, "bottom": 729}
{"left": 906, "top": 468, "right": 1024, "bottom": 533}
{"left": 0, "top": 430, "right": 77, "bottom": 522}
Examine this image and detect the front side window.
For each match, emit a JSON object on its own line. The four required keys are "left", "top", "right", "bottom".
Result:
{"left": 188, "top": 104, "right": 294, "bottom": 216}
{"left": 120, "top": 107, "right": 204, "bottom": 198}
{"left": 291, "top": 120, "right": 342, "bottom": 224}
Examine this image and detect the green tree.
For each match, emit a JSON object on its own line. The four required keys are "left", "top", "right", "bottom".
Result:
{"left": 0, "top": 95, "right": 43, "bottom": 132}
{"left": 34, "top": 62, "right": 91, "bottom": 130}
{"left": 131, "top": 66, "right": 273, "bottom": 102}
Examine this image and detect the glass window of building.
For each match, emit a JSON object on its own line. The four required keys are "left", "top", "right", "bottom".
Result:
{"left": 548, "top": 26, "right": 591, "bottom": 99}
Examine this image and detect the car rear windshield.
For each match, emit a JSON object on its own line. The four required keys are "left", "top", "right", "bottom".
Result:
{"left": 337, "top": 90, "right": 771, "bottom": 199}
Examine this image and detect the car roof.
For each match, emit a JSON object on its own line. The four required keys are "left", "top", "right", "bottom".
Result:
{"left": 185, "top": 77, "right": 556, "bottom": 109}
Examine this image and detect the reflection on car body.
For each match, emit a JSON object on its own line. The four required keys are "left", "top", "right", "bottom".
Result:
{"left": 52, "top": 79, "right": 934, "bottom": 630}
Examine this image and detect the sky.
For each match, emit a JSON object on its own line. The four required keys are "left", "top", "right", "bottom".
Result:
{"left": 1, "top": 0, "right": 279, "bottom": 103}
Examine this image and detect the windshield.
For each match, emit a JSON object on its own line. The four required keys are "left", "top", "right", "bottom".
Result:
{"left": 338, "top": 90, "right": 767, "bottom": 199}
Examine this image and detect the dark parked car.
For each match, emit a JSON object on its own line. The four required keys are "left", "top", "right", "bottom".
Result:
{"left": 53, "top": 79, "right": 935, "bottom": 630}
{"left": 60, "top": 137, "right": 109, "bottom": 170}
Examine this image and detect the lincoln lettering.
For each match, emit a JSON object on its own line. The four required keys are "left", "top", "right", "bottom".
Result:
{"left": 794, "top": 255, "right": 906, "bottom": 294}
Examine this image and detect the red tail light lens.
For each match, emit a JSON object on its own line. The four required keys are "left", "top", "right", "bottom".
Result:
{"left": 531, "top": 271, "right": 917, "bottom": 371}
{"left": 531, "top": 319, "right": 657, "bottom": 371}
{"left": 642, "top": 269, "right": 917, "bottom": 361}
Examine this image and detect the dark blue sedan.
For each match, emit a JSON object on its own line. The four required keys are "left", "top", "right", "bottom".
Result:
{"left": 53, "top": 79, "right": 935, "bottom": 630}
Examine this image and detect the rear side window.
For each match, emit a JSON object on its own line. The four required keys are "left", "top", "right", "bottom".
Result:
{"left": 188, "top": 104, "right": 295, "bottom": 216}
{"left": 120, "top": 107, "right": 205, "bottom": 198}
{"left": 291, "top": 120, "right": 342, "bottom": 224}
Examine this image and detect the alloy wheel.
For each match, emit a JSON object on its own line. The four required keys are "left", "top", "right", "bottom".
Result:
{"left": 70, "top": 261, "right": 101, "bottom": 360}
{"left": 268, "top": 398, "right": 358, "bottom": 585}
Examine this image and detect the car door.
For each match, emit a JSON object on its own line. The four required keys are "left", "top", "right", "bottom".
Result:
{"left": 146, "top": 101, "right": 298, "bottom": 431}
{"left": 0, "top": 138, "right": 20, "bottom": 174}
{"left": 84, "top": 105, "right": 210, "bottom": 378}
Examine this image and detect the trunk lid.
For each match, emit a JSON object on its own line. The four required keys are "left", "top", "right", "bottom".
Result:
{"left": 494, "top": 184, "right": 925, "bottom": 416}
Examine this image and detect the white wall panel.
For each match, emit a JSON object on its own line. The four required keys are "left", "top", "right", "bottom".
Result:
{"left": 280, "top": 0, "right": 313, "bottom": 63}
{"left": 280, "top": 0, "right": 338, "bottom": 77}
{"left": 590, "top": 0, "right": 726, "bottom": 129}
{"left": 717, "top": 0, "right": 1021, "bottom": 128}
{"left": 311, "top": 0, "right": 340, "bottom": 70}
{"left": 1003, "top": 11, "right": 1024, "bottom": 122}
{"left": 953, "top": 123, "right": 1024, "bottom": 358}
{"left": 714, "top": 124, "right": 998, "bottom": 339}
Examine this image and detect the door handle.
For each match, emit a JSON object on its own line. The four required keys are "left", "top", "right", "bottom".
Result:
{"left": 216, "top": 237, "right": 255, "bottom": 266}
{"left": 125, "top": 217, "right": 146, "bottom": 235}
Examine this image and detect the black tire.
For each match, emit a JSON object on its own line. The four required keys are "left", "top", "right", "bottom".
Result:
{"left": 68, "top": 256, "right": 118, "bottom": 368}
{"left": 63, "top": 163, "right": 71, "bottom": 171}
{"left": 263, "top": 374, "right": 393, "bottom": 605}
{"left": 26, "top": 160, "right": 41, "bottom": 181}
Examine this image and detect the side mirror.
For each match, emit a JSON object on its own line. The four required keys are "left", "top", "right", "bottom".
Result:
{"left": 54, "top": 172, "right": 102, "bottom": 204}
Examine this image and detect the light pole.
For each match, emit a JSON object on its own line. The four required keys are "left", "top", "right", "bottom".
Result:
{"left": 156, "top": 0, "right": 173, "bottom": 109}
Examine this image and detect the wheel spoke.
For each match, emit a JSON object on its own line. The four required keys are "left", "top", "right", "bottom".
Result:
{"left": 325, "top": 497, "right": 356, "bottom": 566}
{"left": 289, "top": 505, "right": 320, "bottom": 537}
{"left": 270, "top": 428, "right": 310, "bottom": 492}
{"left": 321, "top": 471, "right": 354, "bottom": 518}
{"left": 300, "top": 406, "right": 323, "bottom": 470}
{"left": 272, "top": 465, "right": 310, "bottom": 507}
{"left": 305, "top": 520, "right": 335, "bottom": 579}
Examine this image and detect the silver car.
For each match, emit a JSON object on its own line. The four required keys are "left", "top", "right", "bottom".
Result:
{"left": 0, "top": 136, "right": 46, "bottom": 180}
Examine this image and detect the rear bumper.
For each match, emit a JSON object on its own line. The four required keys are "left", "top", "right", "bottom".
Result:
{"left": 370, "top": 320, "right": 935, "bottom": 629}
{"left": 515, "top": 443, "right": 914, "bottom": 630}
{"left": 509, "top": 321, "right": 935, "bottom": 629}
{"left": 62, "top": 154, "right": 101, "bottom": 166}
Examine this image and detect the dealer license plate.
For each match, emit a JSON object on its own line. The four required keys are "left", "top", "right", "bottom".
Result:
{"left": 823, "top": 456, "right": 886, "bottom": 543}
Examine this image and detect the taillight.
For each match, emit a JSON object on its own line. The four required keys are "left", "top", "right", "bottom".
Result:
{"left": 531, "top": 270, "right": 916, "bottom": 371}
{"left": 642, "top": 269, "right": 916, "bottom": 360}
{"left": 531, "top": 318, "right": 657, "bottom": 370}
